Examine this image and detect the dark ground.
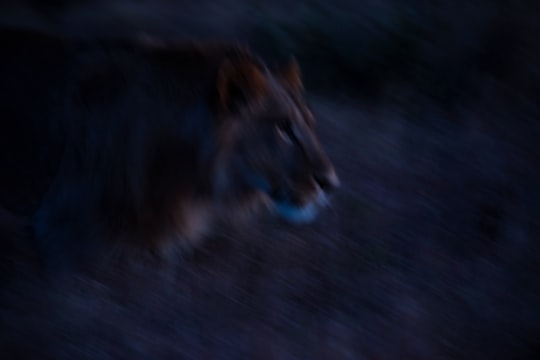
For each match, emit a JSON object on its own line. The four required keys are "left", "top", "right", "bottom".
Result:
{"left": 1, "top": 1, "right": 540, "bottom": 359}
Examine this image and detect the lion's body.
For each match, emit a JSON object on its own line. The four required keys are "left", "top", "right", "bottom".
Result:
{"left": 0, "top": 27, "right": 339, "bottom": 260}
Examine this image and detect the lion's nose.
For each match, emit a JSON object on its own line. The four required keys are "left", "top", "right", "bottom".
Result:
{"left": 314, "top": 167, "right": 340, "bottom": 192}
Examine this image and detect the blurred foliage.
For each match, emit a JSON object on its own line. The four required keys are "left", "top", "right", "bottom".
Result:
{"left": 2, "top": 0, "right": 538, "bottom": 102}
{"left": 242, "top": 0, "right": 538, "bottom": 102}
{"left": 248, "top": 1, "right": 426, "bottom": 93}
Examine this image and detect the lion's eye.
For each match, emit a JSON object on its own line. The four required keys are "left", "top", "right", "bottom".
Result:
{"left": 275, "top": 124, "right": 294, "bottom": 145}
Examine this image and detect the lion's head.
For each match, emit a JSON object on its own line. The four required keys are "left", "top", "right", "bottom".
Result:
{"left": 209, "top": 54, "right": 340, "bottom": 224}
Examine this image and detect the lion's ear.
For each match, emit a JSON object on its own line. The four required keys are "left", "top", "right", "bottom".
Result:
{"left": 278, "top": 57, "right": 303, "bottom": 92}
{"left": 217, "top": 60, "right": 268, "bottom": 113}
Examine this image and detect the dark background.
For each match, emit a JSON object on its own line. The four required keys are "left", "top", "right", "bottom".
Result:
{"left": 1, "top": 1, "right": 539, "bottom": 359}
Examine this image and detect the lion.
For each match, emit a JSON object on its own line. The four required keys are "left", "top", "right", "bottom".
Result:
{"left": 0, "top": 27, "right": 339, "bottom": 261}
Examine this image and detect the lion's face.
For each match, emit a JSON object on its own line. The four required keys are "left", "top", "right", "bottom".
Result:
{"left": 212, "top": 56, "right": 339, "bottom": 224}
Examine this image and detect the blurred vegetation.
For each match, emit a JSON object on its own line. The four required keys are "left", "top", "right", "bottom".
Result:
{"left": 243, "top": 0, "right": 539, "bottom": 102}
{"left": 247, "top": 1, "right": 426, "bottom": 94}
{"left": 3, "top": 0, "right": 538, "bottom": 103}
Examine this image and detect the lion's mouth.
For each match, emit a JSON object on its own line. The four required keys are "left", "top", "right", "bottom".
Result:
{"left": 269, "top": 189, "right": 329, "bottom": 224}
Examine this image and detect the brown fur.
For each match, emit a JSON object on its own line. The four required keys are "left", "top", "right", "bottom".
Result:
{"left": 0, "top": 27, "right": 339, "bottom": 260}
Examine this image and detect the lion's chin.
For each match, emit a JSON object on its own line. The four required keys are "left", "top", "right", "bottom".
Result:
{"left": 271, "top": 190, "right": 329, "bottom": 224}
